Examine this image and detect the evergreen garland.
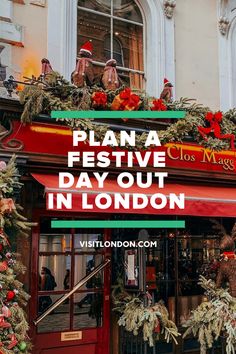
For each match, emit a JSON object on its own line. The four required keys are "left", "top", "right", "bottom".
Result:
{"left": 183, "top": 276, "right": 236, "bottom": 354}
{"left": 18, "top": 72, "right": 236, "bottom": 151}
{"left": 0, "top": 156, "right": 35, "bottom": 353}
{"left": 112, "top": 284, "right": 180, "bottom": 347}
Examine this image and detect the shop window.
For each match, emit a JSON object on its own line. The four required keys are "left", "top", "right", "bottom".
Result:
{"left": 37, "top": 217, "right": 105, "bottom": 333}
{"left": 113, "top": 216, "right": 234, "bottom": 353}
{"left": 77, "top": 0, "right": 144, "bottom": 89}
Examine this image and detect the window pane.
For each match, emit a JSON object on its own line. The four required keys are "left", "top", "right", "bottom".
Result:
{"left": 37, "top": 294, "right": 70, "bottom": 333}
{"left": 73, "top": 292, "right": 103, "bottom": 329}
{"left": 78, "top": 0, "right": 110, "bottom": 14}
{"left": 113, "top": 0, "right": 143, "bottom": 23}
{"left": 104, "top": 35, "right": 124, "bottom": 66}
{"left": 39, "top": 234, "right": 72, "bottom": 252}
{"left": 77, "top": 9, "right": 110, "bottom": 63}
{"left": 39, "top": 255, "right": 71, "bottom": 291}
{"left": 113, "top": 20, "right": 143, "bottom": 71}
{"left": 74, "top": 254, "right": 104, "bottom": 290}
{"left": 74, "top": 232, "right": 103, "bottom": 251}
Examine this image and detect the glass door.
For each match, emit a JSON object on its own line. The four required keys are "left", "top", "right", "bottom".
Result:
{"left": 30, "top": 215, "right": 111, "bottom": 354}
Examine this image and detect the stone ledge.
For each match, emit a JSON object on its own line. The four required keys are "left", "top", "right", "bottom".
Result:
{"left": 0, "top": 21, "right": 24, "bottom": 47}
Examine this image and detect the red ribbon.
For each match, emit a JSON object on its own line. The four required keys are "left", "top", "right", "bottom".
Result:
{"left": 198, "top": 111, "right": 235, "bottom": 150}
{"left": 223, "top": 251, "right": 235, "bottom": 259}
{"left": 92, "top": 92, "right": 107, "bottom": 107}
{"left": 152, "top": 98, "right": 167, "bottom": 111}
{"left": 119, "top": 88, "right": 140, "bottom": 110}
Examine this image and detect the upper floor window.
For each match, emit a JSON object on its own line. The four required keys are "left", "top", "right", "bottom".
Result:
{"left": 77, "top": 0, "right": 144, "bottom": 89}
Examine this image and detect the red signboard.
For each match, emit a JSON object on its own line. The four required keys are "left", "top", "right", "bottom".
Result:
{"left": 1, "top": 120, "right": 235, "bottom": 174}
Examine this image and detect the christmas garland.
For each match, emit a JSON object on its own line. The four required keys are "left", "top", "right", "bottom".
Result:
{"left": 183, "top": 276, "right": 236, "bottom": 354}
{"left": 0, "top": 156, "right": 35, "bottom": 353}
{"left": 112, "top": 282, "right": 180, "bottom": 347}
{"left": 18, "top": 71, "right": 236, "bottom": 151}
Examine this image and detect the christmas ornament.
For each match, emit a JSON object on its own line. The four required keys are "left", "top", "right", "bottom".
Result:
{"left": 0, "top": 229, "right": 10, "bottom": 246}
{"left": 0, "top": 198, "right": 16, "bottom": 214}
{"left": 160, "top": 78, "right": 173, "bottom": 102}
{"left": 2, "top": 306, "right": 11, "bottom": 318}
{"left": 91, "top": 91, "right": 107, "bottom": 109}
{"left": 0, "top": 261, "right": 8, "bottom": 272}
{"left": 198, "top": 111, "right": 235, "bottom": 150}
{"left": 7, "top": 333, "right": 18, "bottom": 349}
{"left": 72, "top": 40, "right": 94, "bottom": 87}
{"left": 41, "top": 58, "right": 53, "bottom": 76}
{"left": 5, "top": 252, "right": 12, "bottom": 259}
{"left": 6, "top": 291, "right": 15, "bottom": 301}
{"left": 18, "top": 341, "right": 27, "bottom": 351}
{"left": 0, "top": 162, "right": 6, "bottom": 172}
{"left": 0, "top": 315, "right": 11, "bottom": 328}
{"left": 151, "top": 98, "right": 167, "bottom": 111}
{"left": 7, "top": 259, "right": 15, "bottom": 266}
{"left": 102, "top": 59, "right": 120, "bottom": 90}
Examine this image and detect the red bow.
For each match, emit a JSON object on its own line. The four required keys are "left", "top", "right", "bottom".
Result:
{"left": 152, "top": 99, "right": 167, "bottom": 111}
{"left": 92, "top": 92, "right": 107, "bottom": 107}
{"left": 119, "top": 88, "right": 140, "bottom": 110}
{"left": 198, "top": 111, "right": 235, "bottom": 150}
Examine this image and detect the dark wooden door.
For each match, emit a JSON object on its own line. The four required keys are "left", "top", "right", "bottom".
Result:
{"left": 30, "top": 213, "right": 111, "bottom": 354}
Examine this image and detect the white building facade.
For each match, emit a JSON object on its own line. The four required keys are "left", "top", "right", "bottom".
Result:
{"left": 1, "top": 0, "right": 236, "bottom": 110}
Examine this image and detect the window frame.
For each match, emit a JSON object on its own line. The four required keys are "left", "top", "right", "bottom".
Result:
{"left": 77, "top": 1, "right": 146, "bottom": 78}
{"left": 47, "top": 0, "right": 176, "bottom": 97}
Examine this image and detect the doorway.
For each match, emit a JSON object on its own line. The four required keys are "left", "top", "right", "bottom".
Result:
{"left": 30, "top": 215, "right": 111, "bottom": 354}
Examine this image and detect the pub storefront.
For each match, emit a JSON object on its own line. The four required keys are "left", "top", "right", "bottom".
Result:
{"left": 0, "top": 104, "right": 235, "bottom": 354}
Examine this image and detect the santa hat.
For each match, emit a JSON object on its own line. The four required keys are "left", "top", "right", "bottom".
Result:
{"left": 164, "top": 78, "right": 170, "bottom": 85}
{"left": 79, "top": 40, "right": 93, "bottom": 55}
{"left": 164, "top": 78, "right": 173, "bottom": 87}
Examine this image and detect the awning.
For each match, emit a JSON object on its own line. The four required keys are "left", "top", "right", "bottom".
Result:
{"left": 32, "top": 173, "right": 236, "bottom": 217}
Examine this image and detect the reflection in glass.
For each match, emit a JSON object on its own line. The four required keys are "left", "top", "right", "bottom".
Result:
{"left": 77, "top": 1, "right": 144, "bottom": 89}
{"left": 37, "top": 295, "right": 70, "bottom": 333}
{"left": 39, "top": 255, "right": 71, "bottom": 291}
{"left": 74, "top": 254, "right": 103, "bottom": 290}
{"left": 73, "top": 292, "right": 103, "bottom": 329}
{"left": 104, "top": 35, "right": 124, "bottom": 66}
{"left": 74, "top": 232, "right": 103, "bottom": 251}
{"left": 113, "top": 0, "right": 143, "bottom": 23}
{"left": 77, "top": 10, "right": 110, "bottom": 63}
{"left": 39, "top": 234, "right": 71, "bottom": 252}
{"left": 78, "top": 0, "right": 111, "bottom": 14}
